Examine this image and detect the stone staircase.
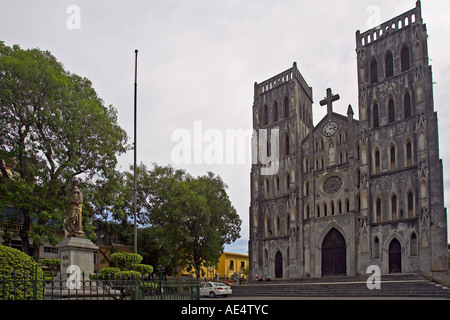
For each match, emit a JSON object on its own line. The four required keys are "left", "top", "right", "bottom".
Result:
{"left": 231, "top": 274, "right": 449, "bottom": 299}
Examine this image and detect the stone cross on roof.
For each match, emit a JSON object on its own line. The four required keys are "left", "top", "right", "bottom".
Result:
{"left": 320, "top": 88, "right": 340, "bottom": 115}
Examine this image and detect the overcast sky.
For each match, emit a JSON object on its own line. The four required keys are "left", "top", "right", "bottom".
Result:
{"left": 1, "top": 0, "right": 449, "bottom": 253}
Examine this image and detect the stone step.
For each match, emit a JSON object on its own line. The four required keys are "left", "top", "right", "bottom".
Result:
{"left": 231, "top": 274, "right": 449, "bottom": 299}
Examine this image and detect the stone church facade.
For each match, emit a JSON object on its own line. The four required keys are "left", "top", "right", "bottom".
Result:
{"left": 249, "top": 1, "right": 448, "bottom": 279}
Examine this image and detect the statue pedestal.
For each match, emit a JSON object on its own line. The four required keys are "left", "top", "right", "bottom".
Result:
{"left": 56, "top": 236, "right": 98, "bottom": 277}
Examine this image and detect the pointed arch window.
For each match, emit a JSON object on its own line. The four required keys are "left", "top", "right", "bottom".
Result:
{"left": 373, "top": 237, "right": 380, "bottom": 259}
{"left": 283, "top": 96, "right": 289, "bottom": 118}
{"left": 375, "top": 149, "right": 381, "bottom": 174}
{"left": 390, "top": 145, "right": 396, "bottom": 170}
{"left": 401, "top": 46, "right": 410, "bottom": 72}
{"left": 406, "top": 141, "right": 413, "bottom": 167}
{"left": 388, "top": 98, "right": 395, "bottom": 123}
{"left": 285, "top": 173, "right": 291, "bottom": 194}
{"left": 404, "top": 92, "right": 412, "bottom": 118}
{"left": 373, "top": 103, "right": 380, "bottom": 128}
{"left": 391, "top": 194, "right": 398, "bottom": 221}
{"left": 273, "top": 101, "right": 279, "bottom": 122}
{"left": 407, "top": 191, "right": 414, "bottom": 218}
{"left": 275, "top": 175, "right": 280, "bottom": 196}
{"left": 385, "top": 52, "right": 394, "bottom": 78}
{"left": 370, "top": 58, "right": 379, "bottom": 84}
{"left": 284, "top": 134, "right": 290, "bottom": 156}
{"left": 263, "top": 105, "right": 269, "bottom": 126}
{"left": 376, "top": 197, "right": 382, "bottom": 223}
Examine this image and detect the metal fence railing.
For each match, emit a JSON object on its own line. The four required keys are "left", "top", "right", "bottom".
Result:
{"left": 1, "top": 270, "right": 200, "bottom": 301}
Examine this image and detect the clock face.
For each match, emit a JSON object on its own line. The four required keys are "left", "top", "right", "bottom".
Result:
{"left": 323, "top": 121, "right": 338, "bottom": 137}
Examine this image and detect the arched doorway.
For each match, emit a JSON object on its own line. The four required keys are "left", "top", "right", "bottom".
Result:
{"left": 389, "top": 238, "right": 402, "bottom": 273}
{"left": 322, "top": 228, "right": 346, "bottom": 276}
{"left": 275, "top": 251, "right": 283, "bottom": 278}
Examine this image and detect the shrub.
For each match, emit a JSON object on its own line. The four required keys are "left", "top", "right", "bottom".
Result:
{"left": 110, "top": 252, "right": 143, "bottom": 271}
{"left": 132, "top": 264, "right": 153, "bottom": 277}
{"left": 0, "top": 245, "right": 45, "bottom": 300}
{"left": 90, "top": 267, "right": 142, "bottom": 281}
{"left": 40, "top": 258, "right": 60, "bottom": 279}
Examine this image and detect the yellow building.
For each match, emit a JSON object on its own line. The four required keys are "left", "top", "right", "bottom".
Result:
{"left": 181, "top": 252, "right": 249, "bottom": 281}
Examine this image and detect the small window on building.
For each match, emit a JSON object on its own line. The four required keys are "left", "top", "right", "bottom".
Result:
{"left": 371, "top": 59, "right": 379, "bottom": 84}
{"left": 404, "top": 92, "right": 412, "bottom": 118}
{"left": 373, "top": 103, "right": 380, "bottom": 128}
{"left": 385, "top": 52, "right": 394, "bottom": 78}
{"left": 401, "top": 46, "right": 410, "bottom": 72}
{"left": 388, "top": 99, "right": 395, "bottom": 123}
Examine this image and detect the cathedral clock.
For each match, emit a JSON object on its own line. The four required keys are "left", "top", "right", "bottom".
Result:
{"left": 323, "top": 121, "right": 338, "bottom": 137}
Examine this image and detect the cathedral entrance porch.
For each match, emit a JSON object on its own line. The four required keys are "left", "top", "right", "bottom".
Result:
{"left": 321, "top": 228, "right": 347, "bottom": 276}
{"left": 275, "top": 251, "right": 283, "bottom": 278}
{"left": 389, "top": 239, "right": 402, "bottom": 273}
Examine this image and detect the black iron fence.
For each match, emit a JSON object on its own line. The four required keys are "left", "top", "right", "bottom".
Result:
{"left": 1, "top": 270, "right": 200, "bottom": 301}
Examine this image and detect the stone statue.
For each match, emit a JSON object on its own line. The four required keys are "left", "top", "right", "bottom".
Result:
{"left": 68, "top": 184, "right": 84, "bottom": 237}
{"left": 328, "top": 143, "right": 336, "bottom": 166}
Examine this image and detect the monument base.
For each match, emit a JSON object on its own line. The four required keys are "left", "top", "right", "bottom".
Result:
{"left": 56, "top": 236, "right": 98, "bottom": 277}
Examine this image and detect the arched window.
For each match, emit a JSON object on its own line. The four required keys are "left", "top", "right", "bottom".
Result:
{"left": 376, "top": 197, "right": 382, "bottom": 223}
{"left": 304, "top": 203, "right": 310, "bottom": 220}
{"left": 391, "top": 194, "right": 398, "bottom": 221}
{"left": 373, "top": 237, "right": 380, "bottom": 259}
{"left": 264, "top": 178, "right": 270, "bottom": 199}
{"left": 275, "top": 215, "right": 280, "bottom": 237}
{"left": 404, "top": 92, "right": 412, "bottom": 118}
{"left": 263, "top": 105, "right": 269, "bottom": 126}
{"left": 285, "top": 173, "right": 291, "bottom": 194}
{"left": 304, "top": 180, "right": 309, "bottom": 197}
{"left": 373, "top": 103, "right": 380, "bottom": 128}
{"left": 406, "top": 141, "right": 413, "bottom": 167}
{"left": 273, "top": 101, "right": 279, "bottom": 122}
{"left": 375, "top": 149, "right": 381, "bottom": 174}
{"left": 285, "top": 213, "right": 290, "bottom": 236}
{"left": 385, "top": 52, "right": 394, "bottom": 78}
{"left": 303, "top": 157, "right": 309, "bottom": 173}
{"left": 390, "top": 145, "right": 396, "bottom": 170}
{"left": 283, "top": 96, "right": 289, "bottom": 118}
{"left": 316, "top": 204, "right": 321, "bottom": 218}
{"left": 388, "top": 98, "right": 395, "bottom": 123}
{"left": 274, "top": 175, "right": 280, "bottom": 196}
{"left": 284, "top": 134, "right": 290, "bottom": 156}
{"left": 407, "top": 191, "right": 414, "bottom": 218}
{"left": 401, "top": 46, "right": 410, "bottom": 72}
{"left": 370, "top": 58, "right": 378, "bottom": 84}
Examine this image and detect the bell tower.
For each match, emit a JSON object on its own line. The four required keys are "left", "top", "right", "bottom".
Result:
{"left": 355, "top": 1, "right": 447, "bottom": 273}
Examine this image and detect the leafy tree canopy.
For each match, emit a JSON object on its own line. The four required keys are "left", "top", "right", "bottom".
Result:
{"left": 128, "top": 164, "right": 241, "bottom": 275}
{"left": 0, "top": 42, "right": 129, "bottom": 257}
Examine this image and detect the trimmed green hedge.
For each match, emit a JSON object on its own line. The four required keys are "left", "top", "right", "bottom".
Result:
{"left": 110, "top": 252, "right": 143, "bottom": 270}
{"left": 0, "top": 245, "right": 45, "bottom": 300}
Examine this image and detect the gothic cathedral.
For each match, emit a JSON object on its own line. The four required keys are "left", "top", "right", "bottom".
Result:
{"left": 249, "top": 1, "right": 448, "bottom": 279}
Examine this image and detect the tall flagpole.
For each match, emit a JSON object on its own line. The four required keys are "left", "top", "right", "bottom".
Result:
{"left": 133, "top": 49, "right": 138, "bottom": 254}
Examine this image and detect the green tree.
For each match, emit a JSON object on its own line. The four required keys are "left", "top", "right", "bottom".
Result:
{"left": 0, "top": 42, "right": 129, "bottom": 258}
{"left": 184, "top": 172, "right": 241, "bottom": 276}
{"left": 129, "top": 164, "right": 241, "bottom": 276}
